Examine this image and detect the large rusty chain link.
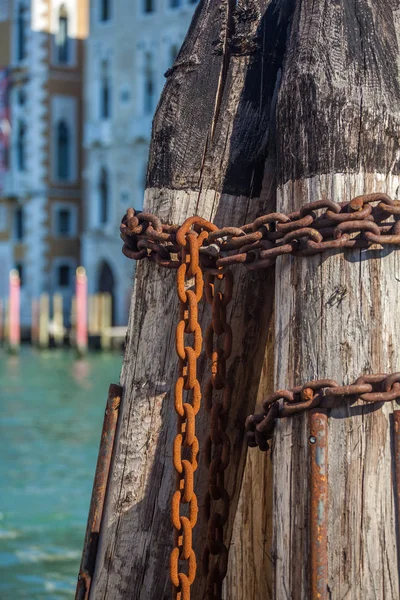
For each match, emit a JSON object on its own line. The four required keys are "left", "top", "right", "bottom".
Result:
{"left": 121, "top": 194, "right": 400, "bottom": 272}
{"left": 171, "top": 216, "right": 228, "bottom": 600}
{"left": 246, "top": 373, "right": 400, "bottom": 451}
{"left": 202, "top": 270, "right": 233, "bottom": 599}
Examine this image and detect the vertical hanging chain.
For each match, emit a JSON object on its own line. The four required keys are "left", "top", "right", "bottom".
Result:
{"left": 202, "top": 270, "right": 234, "bottom": 600}
{"left": 170, "top": 218, "right": 217, "bottom": 600}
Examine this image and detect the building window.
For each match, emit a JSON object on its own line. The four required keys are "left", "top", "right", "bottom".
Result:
{"left": 99, "top": 167, "right": 109, "bottom": 224}
{"left": 100, "top": 60, "right": 111, "bottom": 119}
{"left": 100, "top": 0, "right": 111, "bottom": 21}
{"left": 57, "top": 208, "right": 71, "bottom": 235}
{"left": 14, "top": 206, "right": 24, "bottom": 240}
{"left": 58, "top": 264, "right": 71, "bottom": 287}
{"left": 144, "top": 53, "right": 154, "bottom": 115}
{"left": 15, "top": 262, "right": 24, "bottom": 285}
{"left": 17, "top": 121, "right": 26, "bottom": 171}
{"left": 57, "top": 4, "right": 69, "bottom": 64}
{"left": 56, "top": 120, "right": 70, "bottom": 180}
{"left": 120, "top": 86, "right": 131, "bottom": 104}
{"left": 144, "top": 0, "right": 154, "bottom": 13}
{"left": 17, "top": 4, "right": 26, "bottom": 62}
{"left": 169, "top": 0, "right": 180, "bottom": 7}
{"left": 0, "top": 205, "right": 7, "bottom": 231}
{"left": 18, "top": 88, "right": 25, "bottom": 105}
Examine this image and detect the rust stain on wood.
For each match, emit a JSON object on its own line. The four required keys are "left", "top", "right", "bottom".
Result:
{"left": 75, "top": 384, "right": 122, "bottom": 600}
{"left": 309, "top": 409, "right": 329, "bottom": 600}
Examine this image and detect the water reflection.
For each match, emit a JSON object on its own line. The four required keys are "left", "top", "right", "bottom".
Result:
{"left": 0, "top": 347, "right": 121, "bottom": 599}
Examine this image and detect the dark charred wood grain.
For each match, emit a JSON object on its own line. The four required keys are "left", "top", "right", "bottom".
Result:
{"left": 277, "top": 0, "right": 400, "bottom": 184}
{"left": 148, "top": 0, "right": 294, "bottom": 197}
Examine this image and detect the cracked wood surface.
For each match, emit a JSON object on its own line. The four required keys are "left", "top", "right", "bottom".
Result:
{"left": 89, "top": 1, "right": 289, "bottom": 598}
{"left": 87, "top": 0, "right": 400, "bottom": 598}
{"left": 273, "top": 1, "right": 400, "bottom": 598}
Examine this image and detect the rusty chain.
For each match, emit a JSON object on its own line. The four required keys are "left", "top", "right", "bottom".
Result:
{"left": 246, "top": 373, "right": 400, "bottom": 451}
{"left": 202, "top": 269, "right": 233, "bottom": 600}
{"left": 170, "top": 216, "right": 219, "bottom": 600}
{"left": 121, "top": 194, "right": 400, "bottom": 272}
{"left": 122, "top": 193, "right": 400, "bottom": 597}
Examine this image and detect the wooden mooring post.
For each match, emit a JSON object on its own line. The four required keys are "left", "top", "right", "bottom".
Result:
{"left": 53, "top": 293, "right": 64, "bottom": 347}
{"left": 81, "top": 2, "right": 400, "bottom": 599}
{"left": 31, "top": 298, "right": 39, "bottom": 345}
{"left": 39, "top": 293, "right": 50, "bottom": 349}
{"left": 0, "top": 298, "right": 3, "bottom": 344}
{"left": 8, "top": 269, "right": 20, "bottom": 353}
{"left": 75, "top": 267, "right": 88, "bottom": 356}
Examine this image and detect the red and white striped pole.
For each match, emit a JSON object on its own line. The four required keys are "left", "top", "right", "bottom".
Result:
{"left": 9, "top": 269, "right": 20, "bottom": 353}
{"left": 76, "top": 266, "right": 88, "bottom": 355}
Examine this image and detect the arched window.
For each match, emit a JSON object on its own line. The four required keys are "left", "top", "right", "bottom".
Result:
{"left": 57, "top": 4, "right": 69, "bottom": 64}
{"left": 17, "top": 121, "right": 26, "bottom": 171}
{"left": 99, "top": 167, "right": 109, "bottom": 224}
{"left": 144, "top": 53, "right": 154, "bottom": 115}
{"left": 100, "top": 0, "right": 111, "bottom": 21}
{"left": 144, "top": 0, "right": 154, "bottom": 13}
{"left": 17, "top": 4, "right": 26, "bottom": 62}
{"left": 15, "top": 206, "right": 24, "bottom": 240}
{"left": 100, "top": 59, "right": 111, "bottom": 119}
{"left": 57, "top": 120, "right": 70, "bottom": 180}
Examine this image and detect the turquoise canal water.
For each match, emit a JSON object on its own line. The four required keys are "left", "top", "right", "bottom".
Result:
{"left": 0, "top": 347, "right": 122, "bottom": 599}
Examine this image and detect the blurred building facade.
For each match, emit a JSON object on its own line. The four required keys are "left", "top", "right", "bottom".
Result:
{"left": 82, "top": 0, "right": 198, "bottom": 325}
{"left": 0, "top": 0, "right": 198, "bottom": 329}
{"left": 0, "top": 0, "right": 88, "bottom": 326}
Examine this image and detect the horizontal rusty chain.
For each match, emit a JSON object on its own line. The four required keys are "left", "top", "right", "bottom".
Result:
{"left": 246, "top": 373, "right": 400, "bottom": 451}
{"left": 120, "top": 194, "right": 400, "bottom": 271}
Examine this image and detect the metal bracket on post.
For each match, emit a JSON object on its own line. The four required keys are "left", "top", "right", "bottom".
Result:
{"left": 75, "top": 384, "right": 122, "bottom": 600}
{"left": 309, "top": 409, "right": 329, "bottom": 600}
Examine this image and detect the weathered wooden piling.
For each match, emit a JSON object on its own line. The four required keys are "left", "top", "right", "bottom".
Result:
{"left": 8, "top": 269, "right": 20, "bottom": 353}
{"left": 0, "top": 298, "right": 3, "bottom": 344}
{"left": 39, "top": 293, "right": 50, "bottom": 349}
{"left": 31, "top": 298, "right": 39, "bottom": 345}
{"left": 100, "top": 293, "right": 112, "bottom": 350}
{"left": 53, "top": 293, "right": 64, "bottom": 347}
{"left": 76, "top": 267, "right": 88, "bottom": 355}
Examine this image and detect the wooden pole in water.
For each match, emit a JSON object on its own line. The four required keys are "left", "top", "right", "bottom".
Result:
{"left": 76, "top": 267, "right": 88, "bottom": 355}
{"left": 8, "top": 269, "right": 20, "bottom": 353}
{"left": 88, "top": 294, "right": 95, "bottom": 336}
{"left": 53, "top": 293, "right": 64, "bottom": 347}
{"left": 85, "top": 2, "right": 400, "bottom": 599}
{"left": 70, "top": 295, "right": 76, "bottom": 344}
{"left": 95, "top": 294, "right": 101, "bottom": 335}
{"left": 88, "top": 1, "right": 278, "bottom": 597}
{"left": 4, "top": 298, "right": 9, "bottom": 344}
{"left": 31, "top": 298, "right": 39, "bottom": 345}
{"left": 271, "top": 3, "right": 400, "bottom": 597}
{"left": 100, "top": 293, "right": 112, "bottom": 351}
{"left": 0, "top": 298, "right": 3, "bottom": 344}
{"left": 39, "top": 293, "right": 49, "bottom": 349}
